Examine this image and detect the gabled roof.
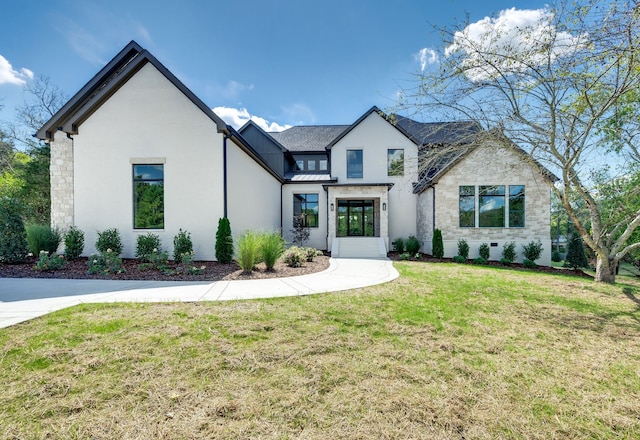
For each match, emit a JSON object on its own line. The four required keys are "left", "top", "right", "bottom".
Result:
{"left": 37, "top": 40, "right": 228, "bottom": 140}
{"left": 269, "top": 125, "right": 349, "bottom": 152}
{"left": 392, "top": 116, "right": 481, "bottom": 146}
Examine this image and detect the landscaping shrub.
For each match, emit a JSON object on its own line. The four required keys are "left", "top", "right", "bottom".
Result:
{"left": 175, "top": 251, "right": 204, "bottom": 275}
{"left": 26, "top": 224, "right": 62, "bottom": 255}
{"left": 0, "top": 197, "right": 28, "bottom": 264}
{"left": 35, "top": 251, "right": 66, "bottom": 271}
{"left": 457, "top": 238, "right": 469, "bottom": 259}
{"left": 479, "top": 243, "right": 490, "bottom": 260}
{"left": 432, "top": 229, "right": 444, "bottom": 258}
{"left": 392, "top": 237, "right": 405, "bottom": 253}
{"left": 522, "top": 239, "right": 543, "bottom": 262}
{"left": 405, "top": 235, "right": 421, "bottom": 254}
{"left": 399, "top": 252, "right": 411, "bottom": 260}
{"left": 283, "top": 246, "right": 304, "bottom": 268}
{"left": 87, "top": 249, "right": 125, "bottom": 275}
{"left": 138, "top": 249, "right": 169, "bottom": 272}
{"left": 500, "top": 257, "right": 513, "bottom": 265}
{"left": 303, "top": 247, "right": 321, "bottom": 262}
{"left": 551, "top": 251, "right": 563, "bottom": 263}
{"left": 523, "top": 258, "right": 537, "bottom": 269}
{"left": 236, "top": 231, "right": 263, "bottom": 273}
{"left": 473, "top": 257, "right": 487, "bottom": 265}
{"left": 64, "top": 226, "right": 84, "bottom": 260}
{"left": 215, "top": 217, "right": 234, "bottom": 263}
{"left": 261, "top": 231, "right": 285, "bottom": 271}
{"left": 96, "top": 228, "right": 123, "bottom": 255}
{"left": 565, "top": 232, "right": 588, "bottom": 270}
{"left": 173, "top": 229, "right": 193, "bottom": 263}
{"left": 502, "top": 241, "right": 517, "bottom": 263}
{"left": 452, "top": 255, "right": 466, "bottom": 264}
{"left": 135, "top": 233, "right": 162, "bottom": 262}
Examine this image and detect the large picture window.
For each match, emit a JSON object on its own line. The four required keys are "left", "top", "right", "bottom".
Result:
{"left": 133, "top": 164, "right": 164, "bottom": 229}
{"left": 293, "top": 193, "right": 319, "bottom": 227}
{"left": 509, "top": 185, "right": 525, "bottom": 227}
{"left": 347, "top": 149, "right": 363, "bottom": 178}
{"left": 387, "top": 149, "right": 404, "bottom": 176}
{"left": 459, "top": 186, "right": 475, "bottom": 227}
{"left": 479, "top": 185, "right": 505, "bottom": 227}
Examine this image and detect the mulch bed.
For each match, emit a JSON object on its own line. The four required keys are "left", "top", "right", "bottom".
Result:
{"left": 0, "top": 255, "right": 331, "bottom": 282}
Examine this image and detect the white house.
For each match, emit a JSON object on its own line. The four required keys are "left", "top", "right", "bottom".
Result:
{"left": 38, "top": 41, "right": 556, "bottom": 265}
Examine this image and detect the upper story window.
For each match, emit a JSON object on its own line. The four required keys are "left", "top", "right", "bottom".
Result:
{"left": 307, "top": 160, "right": 316, "bottom": 171}
{"left": 295, "top": 160, "right": 304, "bottom": 171}
{"left": 293, "top": 193, "right": 319, "bottom": 227}
{"left": 387, "top": 149, "right": 404, "bottom": 176}
{"left": 133, "top": 164, "right": 164, "bottom": 229}
{"left": 319, "top": 159, "right": 328, "bottom": 171}
{"left": 347, "top": 149, "right": 363, "bottom": 178}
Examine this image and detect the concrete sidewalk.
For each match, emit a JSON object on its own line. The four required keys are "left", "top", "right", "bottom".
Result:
{"left": 0, "top": 258, "right": 399, "bottom": 329}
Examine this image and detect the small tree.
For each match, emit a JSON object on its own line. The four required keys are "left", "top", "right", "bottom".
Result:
{"left": 457, "top": 238, "right": 469, "bottom": 259}
{"left": 565, "top": 232, "right": 588, "bottom": 270}
{"left": 502, "top": 242, "right": 517, "bottom": 263}
{"left": 0, "top": 197, "right": 28, "bottom": 263}
{"left": 290, "top": 215, "right": 310, "bottom": 247}
{"left": 432, "top": 229, "right": 444, "bottom": 258}
{"left": 478, "top": 243, "right": 490, "bottom": 260}
{"left": 215, "top": 217, "right": 234, "bottom": 263}
{"left": 522, "top": 240, "right": 544, "bottom": 262}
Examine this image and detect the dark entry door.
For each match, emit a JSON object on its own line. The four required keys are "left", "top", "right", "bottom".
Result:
{"left": 337, "top": 200, "right": 374, "bottom": 237}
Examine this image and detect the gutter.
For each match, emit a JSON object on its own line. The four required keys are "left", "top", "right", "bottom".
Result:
{"left": 223, "top": 133, "right": 229, "bottom": 218}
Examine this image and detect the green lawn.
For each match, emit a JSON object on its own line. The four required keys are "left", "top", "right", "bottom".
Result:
{"left": 2, "top": 262, "right": 640, "bottom": 439}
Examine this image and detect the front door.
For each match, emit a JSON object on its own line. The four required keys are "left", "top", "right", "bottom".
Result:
{"left": 337, "top": 200, "right": 375, "bottom": 237}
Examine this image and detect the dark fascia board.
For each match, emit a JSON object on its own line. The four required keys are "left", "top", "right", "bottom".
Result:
{"left": 238, "top": 119, "right": 289, "bottom": 153}
{"left": 226, "top": 125, "right": 284, "bottom": 183}
{"left": 37, "top": 40, "right": 228, "bottom": 140}
{"left": 322, "top": 182, "right": 395, "bottom": 191}
{"left": 326, "top": 106, "right": 420, "bottom": 150}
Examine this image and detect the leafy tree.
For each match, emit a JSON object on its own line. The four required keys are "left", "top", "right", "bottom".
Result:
{"left": 0, "top": 197, "right": 28, "bottom": 263}
{"left": 215, "top": 217, "right": 234, "bottom": 263}
{"left": 401, "top": 0, "right": 640, "bottom": 282}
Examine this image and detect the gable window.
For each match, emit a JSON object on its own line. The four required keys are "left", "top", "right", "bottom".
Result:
{"left": 319, "top": 159, "right": 328, "bottom": 171}
{"left": 509, "top": 185, "right": 525, "bottom": 227}
{"left": 387, "top": 149, "right": 404, "bottom": 176}
{"left": 459, "top": 186, "right": 475, "bottom": 227}
{"left": 347, "top": 149, "right": 363, "bottom": 178}
{"left": 479, "top": 185, "right": 505, "bottom": 227}
{"left": 293, "top": 193, "right": 319, "bottom": 227}
{"left": 133, "top": 164, "right": 164, "bottom": 229}
{"left": 307, "top": 160, "right": 316, "bottom": 171}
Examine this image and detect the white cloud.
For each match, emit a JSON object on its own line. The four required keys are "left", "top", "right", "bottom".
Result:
{"left": 213, "top": 106, "right": 291, "bottom": 132}
{"left": 416, "top": 48, "right": 439, "bottom": 71}
{"left": 0, "top": 54, "right": 33, "bottom": 86}
{"left": 445, "top": 7, "right": 586, "bottom": 82}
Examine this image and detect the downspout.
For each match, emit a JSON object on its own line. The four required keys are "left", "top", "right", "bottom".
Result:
{"left": 223, "top": 134, "right": 229, "bottom": 218}
{"left": 432, "top": 184, "right": 436, "bottom": 237}
{"left": 280, "top": 183, "right": 284, "bottom": 233}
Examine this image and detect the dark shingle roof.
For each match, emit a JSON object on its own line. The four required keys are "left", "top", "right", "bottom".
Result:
{"left": 270, "top": 125, "right": 349, "bottom": 152}
{"left": 392, "top": 116, "right": 481, "bottom": 146}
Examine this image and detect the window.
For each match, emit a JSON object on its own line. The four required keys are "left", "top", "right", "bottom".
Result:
{"left": 293, "top": 193, "right": 319, "bottom": 227}
{"left": 387, "top": 149, "right": 404, "bottom": 176}
{"left": 319, "top": 159, "right": 328, "bottom": 171}
{"left": 479, "top": 185, "right": 505, "bottom": 227}
{"left": 133, "top": 164, "right": 164, "bottom": 229}
{"left": 307, "top": 160, "right": 316, "bottom": 171}
{"left": 459, "top": 186, "right": 475, "bottom": 227}
{"left": 295, "top": 160, "right": 304, "bottom": 171}
{"left": 347, "top": 149, "right": 363, "bottom": 178}
{"left": 509, "top": 185, "right": 525, "bottom": 227}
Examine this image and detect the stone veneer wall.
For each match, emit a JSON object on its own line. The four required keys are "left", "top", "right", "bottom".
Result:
{"left": 49, "top": 130, "right": 74, "bottom": 232}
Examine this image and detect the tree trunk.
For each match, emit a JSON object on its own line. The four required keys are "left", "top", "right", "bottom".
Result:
{"left": 595, "top": 255, "right": 616, "bottom": 283}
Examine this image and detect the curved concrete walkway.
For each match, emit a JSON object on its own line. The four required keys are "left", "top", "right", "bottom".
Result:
{"left": 0, "top": 258, "right": 399, "bottom": 329}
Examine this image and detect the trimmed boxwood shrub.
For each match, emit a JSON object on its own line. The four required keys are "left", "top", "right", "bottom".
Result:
{"left": 457, "top": 238, "right": 469, "bottom": 259}
{"left": 502, "top": 241, "right": 517, "bottom": 263}
{"left": 96, "top": 228, "right": 123, "bottom": 255}
{"left": 453, "top": 255, "right": 466, "bottom": 263}
{"left": 522, "top": 240, "right": 543, "bottom": 262}
{"left": 136, "top": 233, "right": 162, "bottom": 262}
{"left": 479, "top": 243, "right": 490, "bottom": 260}
{"left": 405, "top": 235, "right": 421, "bottom": 254}
{"left": 64, "top": 226, "right": 84, "bottom": 260}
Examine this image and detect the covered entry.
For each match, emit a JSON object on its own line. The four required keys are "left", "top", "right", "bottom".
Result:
{"left": 337, "top": 200, "right": 375, "bottom": 237}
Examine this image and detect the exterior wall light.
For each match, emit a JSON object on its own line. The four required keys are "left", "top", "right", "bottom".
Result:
{"left": 382, "top": 202, "right": 387, "bottom": 211}
{"left": 330, "top": 203, "right": 334, "bottom": 211}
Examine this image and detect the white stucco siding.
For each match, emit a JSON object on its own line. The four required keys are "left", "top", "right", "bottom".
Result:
{"left": 281, "top": 184, "right": 327, "bottom": 249}
{"left": 72, "top": 63, "right": 224, "bottom": 260}
{"left": 330, "top": 112, "right": 419, "bottom": 242}
{"left": 226, "top": 142, "right": 282, "bottom": 239}
{"left": 431, "top": 142, "right": 553, "bottom": 265}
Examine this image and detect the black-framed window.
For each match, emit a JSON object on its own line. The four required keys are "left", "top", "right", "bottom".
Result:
{"left": 293, "top": 193, "right": 319, "bottom": 227}
{"left": 319, "top": 159, "right": 328, "bottom": 171}
{"left": 387, "top": 149, "right": 404, "bottom": 176}
{"left": 459, "top": 186, "right": 475, "bottom": 227}
{"left": 307, "top": 160, "right": 316, "bottom": 171}
{"left": 347, "top": 149, "right": 363, "bottom": 178}
{"left": 133, "top": 164, "right": 164, "bottom": 229}
{"left": 509, "top": 185, "right": 525, "bottom": 227}
{"left": 295, "top": 160, "right": 304, "bottom": 171}
{"left": 479, "top": 185, "right": 505, "bottom": 227}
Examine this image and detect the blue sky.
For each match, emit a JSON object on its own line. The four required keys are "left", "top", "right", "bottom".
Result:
{"left": 0, "top": 0, "right": 551, "bottom": 132}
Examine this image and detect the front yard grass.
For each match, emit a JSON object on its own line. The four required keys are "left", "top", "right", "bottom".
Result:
{"left": 2, "top": 262, "right": 640, "bottom": 439}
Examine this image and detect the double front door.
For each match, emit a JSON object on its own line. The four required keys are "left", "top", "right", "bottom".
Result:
{"left": 337, "top": 200, "right": 375, "bottom": 237}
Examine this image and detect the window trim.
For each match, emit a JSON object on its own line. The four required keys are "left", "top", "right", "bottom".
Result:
{"left": 132, "top": 163, "right": 165, "bottom": 230}
{"left": 293, "top": 193, "right": 319, "bottom": 228}
{"left": 347, "top": 149, "right": 363, "bottom": 179}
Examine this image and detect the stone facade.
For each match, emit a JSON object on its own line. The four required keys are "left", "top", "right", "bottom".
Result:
{"left": 49, "top": 130, "right": 74, "bottom": 233}
{"left": 417, "top": 141, "right": 553, "bottom": 265}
